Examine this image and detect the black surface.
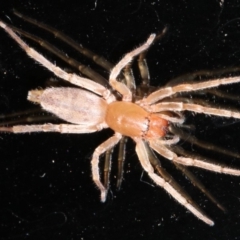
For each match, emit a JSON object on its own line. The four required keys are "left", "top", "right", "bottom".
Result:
{"left": 1, "top": 1, "right": 240, "bottom": 239}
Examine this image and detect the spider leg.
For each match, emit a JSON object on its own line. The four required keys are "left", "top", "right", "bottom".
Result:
{"left": 143, "top": 142, "right": 223, "bottom": 214}
{"left": 8, "top": 24, "right": 109, "bottom": 87}
{"left": 13, "top": 10, "right": 147, "bottom": 97}
{"left": 103, "top": 147, "right": 114, "bottom": 189}
{"left": 109, "top": 34, "right": 156, "bottom": 101}
{"left": 149, "top": 132, "right": 226, "bottom": 212}
{"left": 123, "top": 63, "right": 136, "bottom": 95}
{"left": 170, "top": 125, "right": 240, "bottom": 159}
{"left": 149, "top": 140, "right": 240, "bottom": 175}
{"left": 116, "top": 136, "right": 128, "bottom": 190}
{"left": 13, "top": 9, "right": 114, "bottom": 72}
{"left": 0, "top": 108, "right": 57, "bottom": 126}
{"left": 156, "top": 113, "right": 185, "bottom": 124}
{"left": 102, "top": 136, "right": 128, "bottom": 191}
{"left": 0, "top": 21, "right": 114, "bottom": 102}
{"left": 167, "top": 67, "right": 240, "bottom": 88}
{"left": 144, "top": 143, "right": 197, "bottom": 203}
{"left": 138, "top": 27, "right": 168, "bottom": 90}
{"left": 91, "top": 133, "right": 122, "bottom": 202}
{"left": 134, "top": 138, "right": 214, "bottom": 225}
{"left": 143, "top": 75, "right": 240, "bottom": 105}
{"left": 205, "top": 88, "right": 240, "bottom": 101}
{"left": 149, "top": 101, "right": 240, "bottom": 120}
{"left": 170, "top": 145, "right": 226, "bottom": 212}
{"left": 0, "top": 123, "right": 107, "bottom": 134}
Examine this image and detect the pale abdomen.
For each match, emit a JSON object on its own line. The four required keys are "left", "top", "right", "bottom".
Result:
{"left": 29, "top": 87, "right": 107, "bottom": 125}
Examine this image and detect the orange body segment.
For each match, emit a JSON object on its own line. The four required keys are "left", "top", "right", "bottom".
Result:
{"left": 145, "top": 114, "right": 168, "bottom": 138}
{"left": 105, "top": 101, "right": 168, "bottom": 139}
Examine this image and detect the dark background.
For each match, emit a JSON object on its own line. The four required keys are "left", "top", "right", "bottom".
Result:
{"left": 1, "top": 0, "right": 240, "bottom": 239}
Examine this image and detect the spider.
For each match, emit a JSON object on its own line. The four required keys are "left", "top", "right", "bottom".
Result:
{"left": 1, "top": 12, "right": 240, "bottom": 226}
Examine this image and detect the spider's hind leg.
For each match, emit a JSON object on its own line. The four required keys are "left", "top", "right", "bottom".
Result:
{"left": 7, "top": 21, "right": 109, "bottom": 87}
{"left": 13, "top": 9, "right": 114, "bottom": 71}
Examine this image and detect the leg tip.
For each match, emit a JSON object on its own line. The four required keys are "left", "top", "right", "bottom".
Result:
{"left": 100, "top": 191, "right": 107, "bottom": 202}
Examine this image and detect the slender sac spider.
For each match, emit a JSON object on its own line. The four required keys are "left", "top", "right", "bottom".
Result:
{"left": 1, "top": 13, "right": 240, "bottom": 226}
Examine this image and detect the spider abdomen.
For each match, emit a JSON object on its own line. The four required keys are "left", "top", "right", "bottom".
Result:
{"left": 28, "top": 87, "right": 107, "bottom": 125}
{"left": 106, "top": 101, "right": 168, "bottom": 138}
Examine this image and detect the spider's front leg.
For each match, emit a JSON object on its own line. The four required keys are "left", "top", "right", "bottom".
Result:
{"left": 143, "top": 75, "right": 240, "bottom": 105}
{"left": 150, "top": 140, "right": 240, "bottom": 176}
{"left": 134, "top": 138, "right": 214, "bottom": 226}
{"left": 148, "top": 101, "right": 240, "bottom": 120}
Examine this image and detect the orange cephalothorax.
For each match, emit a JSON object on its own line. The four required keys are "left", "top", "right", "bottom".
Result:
{"left": 105, "top": 101, "right": 168, "bottom": 139}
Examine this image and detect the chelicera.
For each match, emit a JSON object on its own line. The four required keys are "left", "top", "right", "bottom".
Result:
{"left": 1, "top": 11, "right": 240, "bottom": 226}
